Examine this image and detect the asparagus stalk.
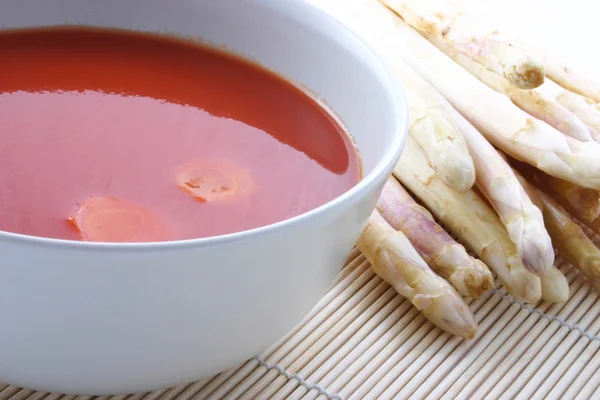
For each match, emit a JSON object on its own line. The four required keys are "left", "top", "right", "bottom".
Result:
{"left": 378, "top": 0, "right": 545, "bottom": 89}
{"left": 394, "top": 136, "right": 541, "bottom": 303}
{"left": 515, "top": 171, "right": 597, "bottom": 294}
{"left": 401, "top": 76, "right": 475, "bottom": 192}
{"left": 307, "top": 0, "right": 475, "bottom": 192}
{"left": 539, "top": 55, "right": 600, "bottom": 103}
{"left": 537, "top": 174, "right": 600, "bottom": 223}
{"left": 537, "top": 80, "right": 600, "bottom": 141}
{"left": 511, "top": 173, "right": 569, "bottom": 303}
{"left": 534, "top": 182, "right": 600, "bottom": 237}
{"left": 377, "top": 176, "right": 494, "bottom": 298}
{"left": 536, "top": 191, "right": 600, "bottom": 292}
{"left": 332, "top": 0, "right": 600, "bottom": 189}
{"left": 357, "top": 211, "right": 478, "bottom": 338}
{"left": 556, "top": 92, "right": 600, "bottom": 136}
{"left": 539, "top": 266, "right": 570, "bottom": 303}
{"left": 547, "top": 193, "right": 600, "bottom": 237}
{"left": 419, "top": 32, "right": 591, "bottom": 142}
{"left": 512, "top": 159, "right": 600, "bottom": 236}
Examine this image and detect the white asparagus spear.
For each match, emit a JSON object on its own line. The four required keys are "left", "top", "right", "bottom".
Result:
{"left": 451, "top": 107, "right": 554, "bottom": 276}
{"left": 378, "top": 0, "right": 545, "bottom": 89}
{"left": 537, "top": 79, "right": 600, "bottom": 141}
{"left": 419, "top": 31, "right": 591, "bottom": 142}
{"left": 377, "top": 177, "right": 494, "bottom": 297}
{"left": 307, "top": 0, "right": 475, "bottom": 192}
{"left": 401, "top": 76, "right": 475, "bottom": 191}
{"left": 538, "top": 54, "right": 600, "bottom": 103}
{"left": 556, "top": 92, "right": 600, "bottom": 136}
{"left": 539, "top": 266, "right": 570, "bottom": 303}
{"left": 512, "top": 172, "right": 570, "bottom": 303}
{"left": 537, "top": 173, "right": 600, "bottom": 223}
{"left": 514, "top": 160, "right": 600, "bottom": 237}
{"left": 530, "top": 188, "right": 600, "bottom": 293}
{"left": 357, "top": 211, "right": 478, "bottom": 338}
{"left": 394, "top": 136, "right": 541, "bottom": 302}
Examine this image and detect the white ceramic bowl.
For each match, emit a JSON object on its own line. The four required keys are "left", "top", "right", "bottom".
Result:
{"left": 0, "top": 0, "right": 407, "bottom": 395}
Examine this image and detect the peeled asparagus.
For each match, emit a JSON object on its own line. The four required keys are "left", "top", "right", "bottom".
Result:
{"left": 308, "top": 0, "right": 474, "bottom": 192}
{"left": 512, "top": 173, "right": 569, "bottom": 303}
{"left": 394, "top": 136, "right": 541, "bottom": 302}
{"left": 357, "top": 211, "right": 478, "bottom": 338}
{"left": 330, "top": 0, "right": 600, "bottom": 190}
{"left": 378, "top": 0, "right": 545, "bottom": 89}
{"left": 420, "top": 33, "right": 591, "bottom": 142}
{"left": 377, "top": 176, "right": 493, "bottom": 298}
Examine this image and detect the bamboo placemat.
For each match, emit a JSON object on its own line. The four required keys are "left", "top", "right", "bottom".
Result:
{"left": 3, "top": 231, "right": 600, "bottom": 400}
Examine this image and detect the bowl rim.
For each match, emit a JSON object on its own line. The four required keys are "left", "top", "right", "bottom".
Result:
{"left": 0, "top": 0, "right": 408, "bottom": 251}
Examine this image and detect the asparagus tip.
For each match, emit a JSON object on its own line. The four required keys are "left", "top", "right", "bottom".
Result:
{"left": 520, "top": 234, "right": 555, "bottom": 277}
{"left": 424, "top": 290, "right": 478, "bottom": 339}
{"left": 541, "top": 267, "right": 570, "bottom": 303}
{"left": 586, "top": 257, "right": 600, "bottom": 293}
{"left": 506, "top": 257, "right": 543, "bottom": 303}
{"left": 435, "top": 139, "right": 476, "bottom": 192}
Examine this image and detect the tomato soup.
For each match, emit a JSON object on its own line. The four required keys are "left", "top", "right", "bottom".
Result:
{"left": 0, "top": 28, "right": 361, "bottom": 242}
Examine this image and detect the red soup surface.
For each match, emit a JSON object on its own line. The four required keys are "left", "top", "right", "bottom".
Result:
{"left": 0, "top": 27, "right": 361, "bottom": 242}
